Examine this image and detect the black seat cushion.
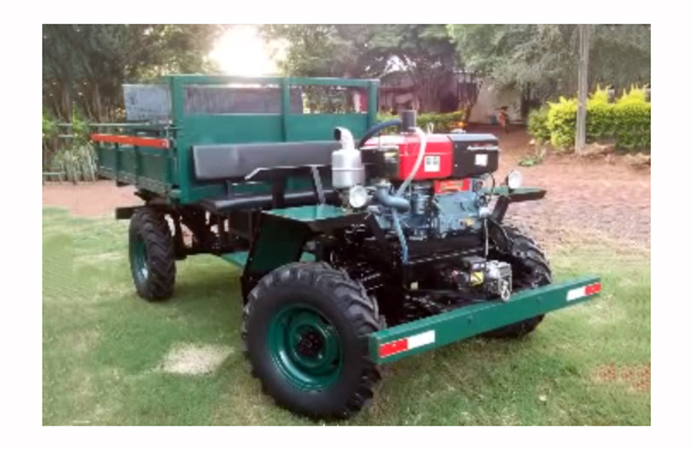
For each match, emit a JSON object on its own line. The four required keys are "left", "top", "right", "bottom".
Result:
{"left": 193, "top": 141, "right": 341, "bottom": 181}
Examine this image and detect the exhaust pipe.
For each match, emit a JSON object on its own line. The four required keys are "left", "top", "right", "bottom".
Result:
{"left": 334, "top": 127, "right": 355, "bottom": 150}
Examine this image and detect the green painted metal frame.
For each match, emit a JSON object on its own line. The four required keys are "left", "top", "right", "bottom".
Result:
{"left": 482, "top": 186, "right": 545, "bottom": 197}
{"left": 235, "top": 205, "right": 368, "bottom": 299}
{"left": 369, "top": 276, "right": 601, "bottom": 364}
{"left": 92, "top": 74, "right": 380, "bottom": 203}
{"left": 221, "top": 250, "right": 315, "bottom": 268}
{"left": 166, "top": 75, "right": 380, "bottom": 204}
{"left": 92, "top": 122, "right": 174, "bottom": 195}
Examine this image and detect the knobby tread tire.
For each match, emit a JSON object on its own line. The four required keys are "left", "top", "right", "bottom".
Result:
{"left": 484, "top": 225, "right": 552, "bottom": 339}
{"left": 242, "top": 262, "right": 382, "bottom": 420}
{"left": 129, "top": 207, "right": 176, "bottom": 301}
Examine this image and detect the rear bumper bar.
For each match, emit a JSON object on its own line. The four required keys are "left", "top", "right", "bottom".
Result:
{"left": 369, "top": 276, "right": 601, "bottom": 364}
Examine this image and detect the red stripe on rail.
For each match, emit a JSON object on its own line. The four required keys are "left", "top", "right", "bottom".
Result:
{"left": 90, "top": 133, "right": 169, "bottom": 149}
{"left": 379, "top": 339, "right": 408, "bottom": 358}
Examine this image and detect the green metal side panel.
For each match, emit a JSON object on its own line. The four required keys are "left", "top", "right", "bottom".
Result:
{"left": 243, "top": 213, "right": 313, "bottom": 276}
{"left": 95, "top": 145, "right": 171, "bottom": 194}
{"left": 221, "top": 251, "right": 315, "bottom": 268}
{"left": 237, "top": 205, "right": 364, "bottom": 294}
{"left": 262, "top": 204, "right": 367, "bottom": 233}
{"left": 264, "top": 204, "right": 350, "bottom": 222}
{"left": 166, "top": 75, "right": 379, "bottom": 204}
{"left": 176, "top": 114, "right": 358, "bottom": 203}
{"left": 370, "top": 276, "right": 601, "bottom": 364}
{"left": 182, "top": 115, "right": 284, "bottom": 144}
{"left": 93, "top": 75, "right": 380, "bottom": 203}
{"left": 284, "top": 114, "right": 369, "bottom": 141}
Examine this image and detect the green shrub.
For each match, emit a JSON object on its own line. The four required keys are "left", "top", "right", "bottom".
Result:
{"left": 377, "top": 112, "right": 398, "bottom": 123}
{"left": 547, "top": 97, "right": 578, "bottom": 150}
{"left": 419, "top": 111, "right": 465, "bottom": 132}
{"left": 43, "top": 108, "right": 58, "bottom": 139}
{"left": 586, "top": 85, "right": 615, "bottom": 141}
{"left": 51, "top": 144, "right": 98, "bottom": 183}
{"left": 614, "top": 100, "right": 650, "bottom": 151}
{"left": 71, "top": 105, "right": 91, "bottom": 145}
{"left": 519, "top": 147, "right": 547, "bottom": 167}
{"left": 376, "top": 111, "right": 466, "bottom": 133}
{"left": 532, "top": 86, "right": 650, "bottom": 153}
{"left": 527, "top": 105, "right": 551, "bottom": 144}
{"left": 45, "top": 106, "right": 98, "bottom": 182}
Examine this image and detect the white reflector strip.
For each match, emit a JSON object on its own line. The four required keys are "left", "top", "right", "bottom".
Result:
{"left": 407, "top": 330, "right": 436, "bottom": 349}
{"left": 567, "top": 282, "right": 601, "bottom": 301}
{"left": 567, "top": 286, "right": 587, "bottom": 301}
{"left": 379, "top": 330, "right": 436, "bottom": 358}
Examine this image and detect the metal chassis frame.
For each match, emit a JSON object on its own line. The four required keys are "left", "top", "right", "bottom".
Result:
{"left": 369, "top": 276, "right": 601, "bottom": 364}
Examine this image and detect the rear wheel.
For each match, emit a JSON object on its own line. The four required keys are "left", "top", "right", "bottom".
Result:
{"left": 484, "top": 225, "right": 552, "bottom": 338}
{"left": 242, "top": 262, "right": 382, "bottom": 420}
{"left": 128, "top": 207, "right": 176, "bottom": 301}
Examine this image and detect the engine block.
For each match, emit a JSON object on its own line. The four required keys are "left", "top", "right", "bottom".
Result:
{"left": 374, "top": 182, "right": 485, "bottom": 239}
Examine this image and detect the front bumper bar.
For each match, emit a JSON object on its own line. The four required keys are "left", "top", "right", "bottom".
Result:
{"left": 369, "top": 276, "right": 601, "bottom": 364}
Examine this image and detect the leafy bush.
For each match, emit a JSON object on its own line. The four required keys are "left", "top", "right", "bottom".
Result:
{"left": 546, "top": 97, "right": 578, "bottom": 149}
{"left": 44, "top": 105, "right": 99, "bottom": 182}
{"left": 527, "top": 105, "right": 550, "bottom": 144}
{"left": 43, "top": 108, "right": 58, "bottom": 139}
{"left": 419, "top": 111, "right": 466, "bottom": 132}
{"left": 529, "top": 85, "right": 650, "bottom": 152}
{"left": 71, "top": 105, "right": 91, "bottom": 145}
{"left": 519, "top": 147, "right": 547, "bottom": 167}
{"left": 51, "top": 144, "right": 98, "bottom": 183}
{"left": 614, "top": 100, "right": 650, "bottom": 151}
{"left": 376, "top": 111, "right": 466, "bottom": 133}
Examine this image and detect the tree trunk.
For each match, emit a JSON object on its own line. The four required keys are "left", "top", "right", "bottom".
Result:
{"left": 93, "top": 83, "right": 103, "bottom": 122}
{"left": 575, "top": 24, "right": 591, "bottom": 154}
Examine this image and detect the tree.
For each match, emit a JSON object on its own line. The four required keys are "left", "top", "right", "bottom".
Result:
{"left": 379, "top": 25, "right": 458, "bottom": 111}
{"left": 261, "top": 25, "right": 390, "bottom": 78}
{"left": 42, "top": 24, "right": 228, "bottom": 121}
{"left": 261, "top": 25, "right": 457, "bottom": 112}
{"left": 447, "top": 24, "right": 650, "bottom": 101}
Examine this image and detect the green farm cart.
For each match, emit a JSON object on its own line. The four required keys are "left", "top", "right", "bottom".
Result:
{"left": 91, "top": 75, "right": 601, "bottom": 420}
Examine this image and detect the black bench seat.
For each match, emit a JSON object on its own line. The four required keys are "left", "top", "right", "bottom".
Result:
{"left": 193, "top": 141, "right": 341, "bottom": 181}
{"left": 193, "top": 140, "right": 343, "bottom": 213}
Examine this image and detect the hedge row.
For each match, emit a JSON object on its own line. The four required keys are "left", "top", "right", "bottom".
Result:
{"left": 528, "top": 86, "right": 651, "bottom": 152}
{"left": 377, "top": 111, "right": 466, "bottom": 133}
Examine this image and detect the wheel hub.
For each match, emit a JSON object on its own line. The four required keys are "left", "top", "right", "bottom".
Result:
{"left": 132, "top": 236, "right": 149, "bottom": 282}
{"left": 268, "top": 304, "right": 343, "bottom": 391}
{"left": 295, "top": 330, "right": 324, "bottom": 358}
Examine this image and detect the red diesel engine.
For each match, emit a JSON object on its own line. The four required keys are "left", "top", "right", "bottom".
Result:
{"left": 360, "top": 132, "right": 500, "bottom": 184}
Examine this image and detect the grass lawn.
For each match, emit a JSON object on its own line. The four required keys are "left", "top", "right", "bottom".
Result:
{"left": 42, "top": 208, "right": 650, "bottom": 425}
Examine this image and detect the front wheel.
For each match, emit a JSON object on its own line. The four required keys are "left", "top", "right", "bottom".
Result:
{"left": 242, "top": 262, "right": 382, "bottom": 420}
{"left": 483, "top": 225, "right": 552, "bottom": 338}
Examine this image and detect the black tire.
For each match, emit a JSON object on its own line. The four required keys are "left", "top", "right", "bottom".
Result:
{"left": 483, "top": 225, "right": 552, "bottom": 339}
{"left": 128, "top": 207, "right": 176, "bottom": 301}
{"left": 242, "top": 262, "right": 382, "bottom": 420}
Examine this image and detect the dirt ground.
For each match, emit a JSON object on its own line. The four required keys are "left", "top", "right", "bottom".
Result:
{"left": 42, "top": 127, "right": 650, "bottom": 248}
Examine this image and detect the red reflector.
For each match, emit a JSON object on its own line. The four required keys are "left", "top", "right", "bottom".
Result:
{"left": 379, "top": 339, "right": 408, "bottom": 358}
{"left": 585, "top": 282, "right": 601, "bottom": 295}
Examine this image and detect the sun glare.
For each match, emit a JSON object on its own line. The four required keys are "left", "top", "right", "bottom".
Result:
{"left": 209, "top": 25, "right": 281, "bottom": 76}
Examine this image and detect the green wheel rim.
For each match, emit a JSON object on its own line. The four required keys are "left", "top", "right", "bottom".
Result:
{"left": 268, "top": 303, "right": 343, "bottom": 391}
{"left": 131, "top": 235, "right": 149, "bottom": 285}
